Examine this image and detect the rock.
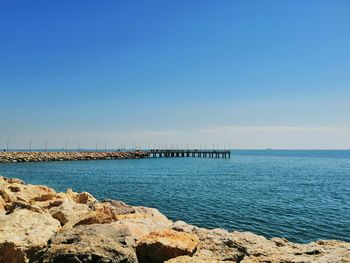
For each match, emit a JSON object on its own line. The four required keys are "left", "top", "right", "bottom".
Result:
{"left": 0, "top": 196, "right": 5, "bottom": 214}
{"left": 50, "top": 199, "right": 92, "bottom": 227}
{"left": 37, "top": 224, "right": 138, "bottom": 263}
{"left": 74, "top": 204, "right": 172, "bottom": 230}
{"left": 14, "top": 184, "right": 57, "bottom": 205}
{"left": 232, "top": 231, "right": 350, "bottom": 263}
{"left": 136, "top": 229, "right": 200, "bottom": 263}
{"left": 172, "top": 221, "right": 245, "bottom": 262}
{"left": 33, "top": 193, "right": 57, "bottom": 202}
{"left": 0, "top": 188, "right": 15, "bottom": 203}
{"left": 0, "top": 209, "right": 61, "bottom": 263}
{"left": 165, "top": 255, "right": 223, "bottom": 263}
{"left": 3, "top": 177, "right": 25, "bottom": 185}
{"left": 5, "top": 200, "right": 42, "bottom": 213}
{"left": 0, "top": 151, "right": 149, "bottom": 163}
{"left": 75, "top": 200, "right": 137, "bottom": 225}
{"left": 112, "top": 216, "right": 172, "bottom": 247}
{"left": 34, "top": 199, "right": 64, "bottom": 210}
{"left": 8, "top": 185, "right": 20, "bottom": 192}
{"left": 66, "top": 189, "right": 97, "bottom": 205}
{"left": 131, "top": 206, "right": 170, "bottom": 222}
{"left": 96, "top": 200, "right": 136, "bottom": 215}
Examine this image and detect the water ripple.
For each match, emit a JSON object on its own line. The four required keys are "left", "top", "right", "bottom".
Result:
{"left": 0, "top": 150, "right": 349, "bottom": 243}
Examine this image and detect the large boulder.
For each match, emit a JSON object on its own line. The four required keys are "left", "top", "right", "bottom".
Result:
{"left": 94, "top": 200, "right": 136, "bottom": 218}
{"left": 0, "top": 176, "right": 58, "bottom": 210}
{"left": 66, "top": 189, "right": 97, "bottom": 205}
{"left": 239, "top": 236, "right": 350, "bottom": 263}
{"left": 112, "top": 217, "right": 172, "bottom": 248}
{"left": 136, "top": 229, "right": 200, "bottom": 263}
{"left": 172, "top": 221, "right": 245, "bottom": 262}
{"left": 37, "top": 224, "right": 138, "bottom": 263}
{"left": 49, "top": 199, "right": 92, "bottom": 227}
{"left": 72, "top": 200, "right": 137, "bottom": 226}
{"left": 0, "top": 208, "right": 61, "bottom": 263}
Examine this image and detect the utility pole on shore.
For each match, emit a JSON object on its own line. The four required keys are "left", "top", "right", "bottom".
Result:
{"left": 29, "top": 140, "right": 32, "bottom": 152}
{"left": 104, "top": 142, "right": 107, "bottom": 153}
{"left": 95, "top": 142, "right": 98, "bottom": 152}
{"left": 6, "top": 140, "right": 10, "bottom": 152}
{"left": 65, "top": 141, "right": 68, "bottom": 152}
{"left": 45, "top": 141, "right": 48, "bottom": 152}
{"left": 77, "top": 142, "right": 80, "bottom": 152}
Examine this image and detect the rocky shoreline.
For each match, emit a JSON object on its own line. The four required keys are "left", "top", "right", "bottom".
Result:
{"left": 0, "top": 176, "right": 349, "bottom": 263}
{"left": 0, "top": 151, "right": 148, "bottom": 163}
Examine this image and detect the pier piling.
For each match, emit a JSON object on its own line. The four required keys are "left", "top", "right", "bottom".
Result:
{"left": 147, "top": 149, "right": 230, "bottom": 159}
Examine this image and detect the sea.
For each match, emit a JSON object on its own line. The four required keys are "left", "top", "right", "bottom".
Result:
{"left": 0, "top": 150, "right": 349, "bottom": 244}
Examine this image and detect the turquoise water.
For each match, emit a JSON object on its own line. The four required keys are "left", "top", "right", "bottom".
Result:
{"left": 0, "top": 150, "right": 349, "bottom": 243}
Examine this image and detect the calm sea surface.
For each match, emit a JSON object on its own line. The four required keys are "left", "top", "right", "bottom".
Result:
{"left": 0, "top": 150, "right": 349, "bottom": 243}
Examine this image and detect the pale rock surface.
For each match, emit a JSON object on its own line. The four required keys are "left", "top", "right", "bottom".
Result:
{"left": 0, "top": 209, "right": 61, "bottom": 263}
{"left": 66, "top": 189, "right": 97, "bottom": 205}
{"left": 36, "top": 224, "right": 138, "bottom": 263}
{"left": 49, "top": 198, "right": 92, "bottom": 227}
{"left": 165, "top": 256, "right": 223, "bottom": 262}
{"left": 72, "top": 200, "right": 137, "bottom": 226}
{"left": 0, "top": 196, "right": 5, "bottom": 214}
{"left": 136, "top": 229, "right": 200, "bottom": 263}
{"left": 112, "top": 216, "right": 172, "bottom": 247}
{"left": 172, "top": 221, "right": 245, "bottom": 262}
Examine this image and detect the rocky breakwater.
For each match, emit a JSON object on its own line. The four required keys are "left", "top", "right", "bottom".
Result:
{"left": 0, "top": 151, "right": 148, "bottom": 163}
{"left": 0, "top": 176, "right": 349, "bottom": 263}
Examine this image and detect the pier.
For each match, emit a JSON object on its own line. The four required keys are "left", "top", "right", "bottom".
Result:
{"left": 147, "top": 149, "right": 230, "bottom": 158}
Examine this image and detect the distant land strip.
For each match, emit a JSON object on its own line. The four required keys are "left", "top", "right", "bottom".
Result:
{"left": 0, "top": 151, "right": 148, "bottom": 163}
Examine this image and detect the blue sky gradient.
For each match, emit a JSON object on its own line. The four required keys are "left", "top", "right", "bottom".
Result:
{"left": 1, "top": 1, "right": 350, "bottom": 149}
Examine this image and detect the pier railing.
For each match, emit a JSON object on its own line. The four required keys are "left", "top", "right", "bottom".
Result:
{"left": 146, "top": 149, "right": 230, "bottom": 158}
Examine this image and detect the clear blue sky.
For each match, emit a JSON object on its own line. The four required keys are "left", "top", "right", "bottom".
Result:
{"left": 1, "top": 1, "right": 350, "bottom": 149}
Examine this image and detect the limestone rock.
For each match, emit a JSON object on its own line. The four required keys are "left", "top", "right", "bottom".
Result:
{"left": 136, "top": 229, "right": 200, "bottom": 263}
{"left": 132, "top": 206, "right": 170, "bottom": 222}
{"left": 95, "top": 200, "right": 136, "bottom": 216}
{"left": 0, "top": 177, "right": 57, "bottom": 207}
{"left": 0, "top": 208, "right": 61, "bottom": 263}
{"left": 49, "top": 199, "right": 92, "bottom": 227}
{"left": 74, "top": 200, "right": 137, "bottom": 226}
{"left": 1, "top": 177, "right": 25, "bottom": 185}
{"left": 172, "top": 221, "right": 245, "bottom": 262}
{"left": 20, "top": 185, "right": 57, "bottom": 204}
{"left": 66, "top": 189, "right": 97, "bottom": 205}
{"left": 0, "top": 195, "right": 5, "bottom": 214}
{"left": 112, "top": 217, "right": 172, "bottom": 248}
{"left": 37, "top": 224, "right": 138, "bottom": 263}
{"left": 165, "top": 255, "right": 223, "bottom": 262}
{"left": 233, "top": 231, "right": 350, "bottom": 263}
{"left": 0, "top": 151, "right": 149, "bottom": 163}
{"left": 0, "top": 188, "right": 16, "bottom": 203}
{"left": 5, "top": 200, "right": 42, "bottom": 214}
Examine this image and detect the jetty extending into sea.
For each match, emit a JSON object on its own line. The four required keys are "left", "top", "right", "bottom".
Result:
{"left": 0, "top": 149, "right": 230, "bottom": 163}
{"left": 147, "top": 149, "right": 230, "bottom": 158}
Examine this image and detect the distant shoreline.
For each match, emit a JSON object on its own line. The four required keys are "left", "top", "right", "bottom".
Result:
{"left": 0, "top": 151, "right": 148, "bottom": 163}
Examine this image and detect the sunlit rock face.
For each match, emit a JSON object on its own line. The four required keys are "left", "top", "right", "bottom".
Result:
{"left": 0, "top": 176, "right": 349, "bottom": 263}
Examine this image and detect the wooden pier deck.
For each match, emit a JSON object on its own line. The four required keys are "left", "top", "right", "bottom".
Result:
{"left": 146, "top": 149, "right": 230, "bottom": 158}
